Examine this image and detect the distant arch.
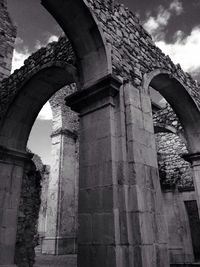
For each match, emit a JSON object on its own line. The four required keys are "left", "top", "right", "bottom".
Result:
{"left": 143, "top": 69, "right": 200, "bottom": 153}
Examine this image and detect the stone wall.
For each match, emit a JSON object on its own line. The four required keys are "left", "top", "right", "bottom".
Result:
{"left": 15, "top": 154, "right": 47, "bottom": 267}
{"left": 162, "top": 190, "right": 195, "bottom": 264}
{"left": 85, "top": 0, "right": 200, "bottom": 108}
{"left": 153, "top": 104, "right": 193, "bottom": 190}
{"left": 0, "top": 0, "right": 16, "bottom": 81}
{"left": 0, "top": 36, "right": 74, "bottom": 122}
{"left": 49, "top": 84, "right": 79, "bottom": 134}
{"left": 156, "top": 132, "right": 193, "bottom": 190}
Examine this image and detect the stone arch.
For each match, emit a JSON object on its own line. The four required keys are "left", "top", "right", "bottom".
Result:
{"left": 143, "top": 69, "right": 200, "bottom": 153}
{"left": 0, "top": 1, "right": 112, "bottom": 265}
{"left": 42, "top": 0, "right": 112, "bottom": 88}
{"left": 0, "top": 62, "right": 77, "bottom": 151}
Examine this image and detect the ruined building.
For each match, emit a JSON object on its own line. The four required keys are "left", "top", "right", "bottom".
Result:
{"left": 1, "top": 0, "right": 200, "bottom": 267}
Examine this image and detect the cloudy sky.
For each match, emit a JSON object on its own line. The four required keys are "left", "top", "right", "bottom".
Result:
{"left": 6, "top": 0, "right": 200, "bottom": 164}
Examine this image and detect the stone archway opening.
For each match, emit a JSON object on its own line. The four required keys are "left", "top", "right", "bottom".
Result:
{"left": 0, "top": 65, "right": 79, "bottom": 267}
{"left": 146, "top": 71, "right": 200, "bottom": 265}
{"left": 0, "top": 64, "right": 77, "bottom": 150}
{"left": 22, "top": 84, "right": 80, "bottom": 267}
{"left": 148, "top": 72, "right": 200, "bottom": 153}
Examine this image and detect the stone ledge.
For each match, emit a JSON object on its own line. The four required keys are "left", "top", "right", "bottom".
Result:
{"left": 65, "top": 74, "right": 121, "bottom": 113}
{"left": 51, "top": 128, "right": 78, "bottom": 139}
{"left": 0, "top": 145, "right": 33, "bottom": 164}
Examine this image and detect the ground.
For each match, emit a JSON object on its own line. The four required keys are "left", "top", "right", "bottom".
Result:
{"left": 34, "top": 254, "right": 77, "bottom": 267}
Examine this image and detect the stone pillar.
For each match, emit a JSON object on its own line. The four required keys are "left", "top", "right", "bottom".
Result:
{"left": 0, "top": 0, "right": 16, "bottom": 81}
{"left": 37, "top": 165, "right": 50, "bottom": 241}
{"left": 66, "top": 75, "right": 128, "bottom": 267}
{"left": 0, "top": 146, "right": 33, "bottom": 267}
{"left": 182, "top": 153, "right": 200, "bottom": 217}
{"left": 123, "top": 83, "right": 169, "bottom": 267}
{"left": 42, "top": 129, "right": 78, "bottom": 255}
{"left": 66, "top": 76, "right": 170, "bottom": 267}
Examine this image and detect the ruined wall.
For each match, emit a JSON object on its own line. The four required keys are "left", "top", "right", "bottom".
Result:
{"left": 49, "top": 84, "right": 79, "bottom": 133}
{"left": 15, "top": 156, "right": 42, "bottom": 267}
{"left": 153, "top": 104, "right": 193, "bottom": 190}
{"left": 14, "top": 152, "right": 50, "bottom": 267}
{"left": 1, "top": 0, "right": 200, "bottom": 266}
{"left": 156, "top": 132, "right": 193, "bottom": 190}
{"left": 0, "top": 36, "right": 74, "bottom": 122}
{"left": 1, "top": 1, "right": 200, "bottom": 125}
{"left": 85, "top": 0, "right": 200, "bottom": 108}
{"left": 0, "top": 0, "right": 16, "bottom": 81}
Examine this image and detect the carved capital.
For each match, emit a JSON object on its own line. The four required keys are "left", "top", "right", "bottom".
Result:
{"left": 65, "top": 74, "right": 122, "bottom": 114}
{"left": 51, "top": 128, "right": 78, "bottom": 140}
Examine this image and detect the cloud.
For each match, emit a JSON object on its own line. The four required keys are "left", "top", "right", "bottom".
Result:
{"left": 11, "top": 34, "right": 59, "bottom": 73}
{"left": 169, "top": 0, "right": 183, "bottom": 15}
{"left": 38, "top": 102, "right": 53, "bottom": 120}
{"left": 15, "top": 37, "right": 24, "bottom": 45}
{"left": 156, "top": 26, "right": 200, "bottom": 74}
{"left": 11, "top": 49, "right": 53, "bottom": 120}
{"left": 143, "top": 0, "right": 183, "bottom": 41}
{"left": 11, "top": 36, "right": 55, "bottom": 121}
{"left": 11, "top": 48, "right": 30, "bottom": 73}
{"left": 12, "top": 49, "right": 53, "bottom": 120}
{"left": 35, "top": 35, "right": 59, "bottom": 50}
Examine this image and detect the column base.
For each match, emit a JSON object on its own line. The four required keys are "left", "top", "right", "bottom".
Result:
{"left": 42, "top": 237, "right": 77, "bottom": 255}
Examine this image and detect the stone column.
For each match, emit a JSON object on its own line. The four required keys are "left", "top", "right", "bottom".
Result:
{"left": 42, "top": 129, "right": 78, "bottom": 255}
{"left": 66, "top": 76, "right": 170, "bottom": 267}
{"left": 123, "top": 83, "right": 169, "bottom": 267}
{"left": 0, "top": 146, "right": 33, "bottom": 267}
{"left": 182, "top": 153, "right": 200, "bottom": 217}
{"left": 66, "top": 75, "right": 128, "bottom": 267}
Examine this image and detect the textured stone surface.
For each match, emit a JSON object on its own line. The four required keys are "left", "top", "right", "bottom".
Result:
{"left": 162, "top": 190, "right": 196, "bottom": 264}
{"left": 156, "top": 132, "right": 193, "bottom": 189}
{"left": 0, "top": 36, "right": 75, "bottom": 122}
{"left": 37, "top": 166, "right": 50, "bottom": 239}
{"left": 42, "top": 85, "right": 79, "bottom": 255}
{"left": 0, "top": 0, "right": 16, "bottom": 81}
{"left": 15, "top": 154, "right": 49, "bottom": 267}
{"left": 153, "top": 104, "right": 194, "bottom": 189}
